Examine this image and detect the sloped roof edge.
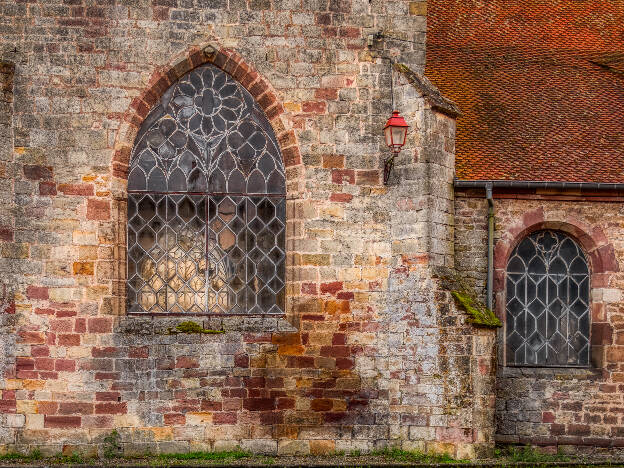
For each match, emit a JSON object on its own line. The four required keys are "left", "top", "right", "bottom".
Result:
{"left": 394, "top": 63, "right": 462, "bottom": 118}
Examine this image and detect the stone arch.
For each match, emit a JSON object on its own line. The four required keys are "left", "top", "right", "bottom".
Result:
{"left": 108, "top": 44, "right": 303, "bottom": 317}
{"left": 493, "top": 207, "right": 619, "bottom": 368}
{"left": 111, "top": 44, "right": 302, "bottom": 183}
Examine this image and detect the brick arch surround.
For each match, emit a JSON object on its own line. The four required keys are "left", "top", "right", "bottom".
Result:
{"left": 108, "top": 43, "right": 304, "bottom": 317}
{"left": 111, "top": 43, "right": 302, "bottom": 182}
{"left": 493, "top": 207, "right": 619, "bottom": 369}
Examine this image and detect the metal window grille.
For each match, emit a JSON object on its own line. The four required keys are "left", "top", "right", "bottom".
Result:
{"left": 127, "top": 64, "right": 286, "bottom": 314}
{"left": 505, "top": 230, "right": 590, "bottom": 366}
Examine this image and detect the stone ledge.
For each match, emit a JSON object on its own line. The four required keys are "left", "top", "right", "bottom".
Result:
{"left": 117, "top": 315, "right": 296, "bottom": 335}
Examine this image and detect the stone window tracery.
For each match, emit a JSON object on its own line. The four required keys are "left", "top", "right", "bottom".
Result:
{"left": 505, "top": 230, "right": 590, "bottom": 366}
{"left": 126, "top": 64, "right": 286, "bottom": 314}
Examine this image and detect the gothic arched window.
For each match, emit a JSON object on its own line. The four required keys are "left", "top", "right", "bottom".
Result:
{"left": 505, "top": 230, "right": 590, "bottom": 366}
{"left": 126, "top": 64, "right": 286, "bottom": 315}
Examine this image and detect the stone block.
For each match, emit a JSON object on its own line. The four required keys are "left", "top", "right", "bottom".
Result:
{"left": 240, "top": 439, "right": 277, "bottom": 455}
{"left": 277, "top": 439, "right": 310, "bottom": 456}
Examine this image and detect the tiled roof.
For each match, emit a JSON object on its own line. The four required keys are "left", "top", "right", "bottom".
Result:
{"left": 426, "top": 0, "right": 624, "bottom": 183}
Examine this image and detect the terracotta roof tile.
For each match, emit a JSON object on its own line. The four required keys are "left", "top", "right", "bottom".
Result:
{"left": 426, "top": 0, "right": 624, "bottom": 183}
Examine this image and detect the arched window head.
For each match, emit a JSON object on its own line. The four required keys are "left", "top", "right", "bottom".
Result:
{"left": 127, "top": 64, "right": 286, "bottom": 315}
{"left": 506, "top": 230, "right": 590, "bottom": 367}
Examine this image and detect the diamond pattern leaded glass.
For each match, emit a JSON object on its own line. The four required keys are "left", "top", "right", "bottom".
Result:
{"left": 505, "top": 231, "right": 590, "bottom": 367}
{"left": 126, "top": 64, "right": 286, "bottom": 314}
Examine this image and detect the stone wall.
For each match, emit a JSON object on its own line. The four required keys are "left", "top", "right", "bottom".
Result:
{"left": 455, "top": 192, "right": 624, "bottom": 452}
{"left": 0, "top": 0, "right": 492, "bottom": 458}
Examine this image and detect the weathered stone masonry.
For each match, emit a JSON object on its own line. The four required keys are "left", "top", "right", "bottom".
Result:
{"left": 0, "top": 0, "right": 494, "bottom": 458}
{"left": 455, "top": 192, "right": 624, "bottom": 452}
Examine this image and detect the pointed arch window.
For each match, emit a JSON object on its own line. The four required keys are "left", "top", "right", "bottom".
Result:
{"left": 126, "top": 64, "right": 286, "bottom": 314}
{"left": 505, "top": 230, "right": 590, "bottom": 366}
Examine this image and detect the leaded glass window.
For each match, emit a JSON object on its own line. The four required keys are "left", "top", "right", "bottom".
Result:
{"left": 505, "top": 230, "right": 590, "bottom": 367}
{"left": 127, "top": 64, "right": 286, "bottom": 314}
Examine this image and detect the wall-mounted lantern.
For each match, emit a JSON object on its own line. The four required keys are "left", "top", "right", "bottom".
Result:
{"left": 383, "top": 110, "right": 409, "bottom": 184}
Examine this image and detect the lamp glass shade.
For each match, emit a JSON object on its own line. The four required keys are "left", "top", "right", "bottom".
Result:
{"left": 383, "top": 111, "right": 408, "bottom": 151}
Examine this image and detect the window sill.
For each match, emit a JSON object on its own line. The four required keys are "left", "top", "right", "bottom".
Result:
{"left": 498, "top": 366, "right": 603, "bottom": 381}
{"left": 118, "top": 314, "right": 296, "bottom": 335}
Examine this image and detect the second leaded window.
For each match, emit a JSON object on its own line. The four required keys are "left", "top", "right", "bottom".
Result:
{"left": 505, "top": 230, "right": 590, "bottom": 367}
{"left": 127, "top": 64, "right": 286, "bottom": 315}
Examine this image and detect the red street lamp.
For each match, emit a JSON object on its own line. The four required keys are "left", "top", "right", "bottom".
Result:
{"left": 383, "top": 110, "right": 409, "bottom": 184}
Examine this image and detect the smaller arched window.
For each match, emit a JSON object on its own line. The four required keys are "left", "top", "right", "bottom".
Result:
{"left": 506, "top": 230, "right": 590, "bottom": 367}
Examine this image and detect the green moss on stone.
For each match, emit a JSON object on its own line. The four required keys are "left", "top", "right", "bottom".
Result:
{"left": 172, "top": 321, "right": 225, "bottom": 334}
{"left": 451, "top": 290, "right": 502, "bottom": 328}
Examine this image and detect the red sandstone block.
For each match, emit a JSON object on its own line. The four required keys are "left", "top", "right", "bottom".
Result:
{"left": 542, "top": 411, "right": 556, "bottom": 423}
{"left": 336, "top": 291, "right": 354, "bottom": 300}
{"left": 163, "top": 413, "right": 185, "bottom": 425}
{"left": 16, "top": 371, "right": 37, "bottom": 379}
{"left": 92, "top": 347, "right": 119, "bottom": 357}
{"left": 175, "top": 356, "right": 199, "bottom": 369}
{"left": 82, "top": 415, "right": 114, "bottom": 428}
{"left": 57, "top": 184, "right": 94, "bottom": 196}
{"left": 74, "top": 318, "right": 86, "bottom": 333}
{"left": 320, "top": 346, "right": 350, "bottom": 358}
{"left": 329, "top": 193, "right": 353, "bottom": 203}
{"left": 320, "top": 281, "right": 342, "bottom": 295}
{"left": 88, "top": 317, "right": 113, "bottom": 333}
{"left": 95, "top": 372, "right": 120, "bottom": 380}
{"left": 213, "top": 412, "right": 237, "bottom": 424}
{"left": 37, "top": 401, "right": 58, "bottom": 414}
{"left": 332, "top": 169, "right": 355, "bottom": 185}
{"left": 302, "top": 101, "right": 326, "bottom": 114}
{"left": 0, "top": 227, "right": 13, "bottom": 242}
{"left": 339, "top": 26, "right": 360, "bottom": 38}
{"left": 19, "top": 331, "right": 45, "bottom": 344}
{"left": 592, "top": 322, "right": 613, "bottom": 345}
{"left": 2, "top": 390, "right": 15, "bottom": 400}
{"left": 332, "top": 333, "right": 346, "bottom": 346}
{"left": 35, "top": 308, "right": 54, "bottom": 316}
{"left": 243, "top": 377, "right": 265, "bottom": 388}
{"left": 16, "top": 357, "right": 35, "bottom": 371}
{"left": 56, "top": 310, "right": 76, "bottom": 318}
{"left": 59, "top": 402, "right": 93, "bottom": 415}
{"left": 23, "top": 165, "right": 53, "bottom": 180}
{"left": 276, "top": 398, "right": 295, "bottom": 410}
{"left": 234, "top": 353, "right": 249, "bottom": 368}
{"left": 95, "top": 402, "right": 127, "bottom": 414}
{"left": 600, "top": 383, "right": 617, "bottom": 393}
{"left": 58, "top": 334, "right": 80, "bottom": 346}
{"left": 568, "top": 424, "right": 590, "bottom": 436}
{"left": 34, "top": 358, "right": 55, "bottom": 371}
{"left": 95, "top": 392, "right": 121, "bottom": 401}
{"left": 129, "top": 346, "right": 149, "bottom": 358}
{"left": 39, "top": 182, "right": 57, "bottom": 196}
{"left": 243, "top": 398, "right": 274, "bottom": 411}
{"left": 38, "top": 371, "right": 59, "bottom": 380}
{"left": 26, "top": 286, "right": 48, "bottom": 300}
{"left": 315, "top": 88, "right": 338, "bottom": 100}
{"left": 335, "top": 357, "right": 354, "bottom": 370}
{"left": 86, "top": 199, "right": 111, "bottom": 221}
{"left": 31, "top": 345, "right": 49, "bottom": 357}
{"left": 0, "top": 399, "right": 16, "bottom": 413}
{"left": 200, "top": 400, "right": 222, "bottom": 411}
{"left": 301, "top": 283, "right": 317, "bottom": 295}
{"left": 324, "top": 412, "right": 347, "bottom": 423}
{"left": 44, "top": 415, "right": 81, "bottom": 428}
{"left": 302, "top": 314, "right": 324, "bottom": 321}
{"left": 287, "top": 356, "right": 314, "bottom": 368}
{"left": 55, "top": 359, "right": 76, "bottom": 372}
{"left": 282, "top": 146, "right": 301, "bottom": 167}
{"left": 50, "top": 319, "right": 73, "bottom": 333}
